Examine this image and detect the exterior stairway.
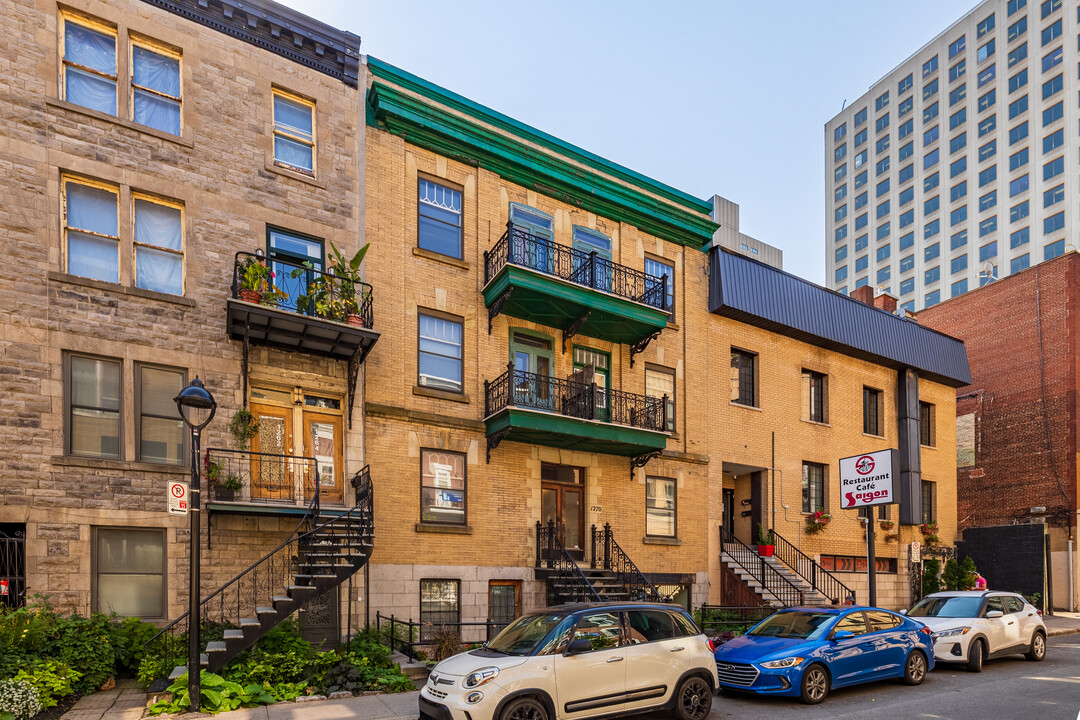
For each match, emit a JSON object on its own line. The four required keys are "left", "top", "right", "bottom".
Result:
{"left": 537, "top": 521, "right": 661, "bottom": 605}
{"left": 146, "top": 466, "right": 374, "bottom": 681}
{"left": 720, "top": 552, "right": 831, "bottom": 607}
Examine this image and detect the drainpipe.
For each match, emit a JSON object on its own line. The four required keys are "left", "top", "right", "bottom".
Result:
{"left": 1068, "top": 537, "right": 1075, "bottom": 612}
{"left": 770, "top": 432, "right": 776, "bottom": 536}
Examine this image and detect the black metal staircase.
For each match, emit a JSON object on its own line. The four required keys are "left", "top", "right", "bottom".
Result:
{"left": 144, "top": 466, "right": 374, "bottom": 680}
{"left": 719, "top": 527, "right": 805, "bottom": 607}
{"left": 770, "top": 529, "right": 853, "bottom": 605}
{"left": 535, "top": 521, "right": 661, "bottom": 604}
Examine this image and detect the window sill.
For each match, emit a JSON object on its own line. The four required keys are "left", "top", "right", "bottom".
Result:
{"left": 264, "top": 159, "right": 326, "bottom": 188}
{"left": 415, "top": 522, "right": 473, "bottom": 535}
{"left": 921, "top": 444, "right": 937, "bottom": 450}
{"left": 413, "top": 247, "right": 469, "bottom": 270}
{"left": 51, "top": 455, "right": 190, "bottom": 475}
{"left": 45, "top": 98, "right": 194, "bottom": 147}
{"left": 643, "top": 536, "right": 682, "bottom": 546}
{"left": 666, "top": 320, "right": 679, "bottom": 331}
{"left": 800, "top": 419, "right": 831, "bottom": 428}
{"left": 413, "top": 386, "right": 470, "bottom": 404}
{"left": 48, "top": 271, "right": 196, "bottom": 307}
{"left": 730, "top": 401, "right": 763, "bottom": 412}
{"left": 862, "top": 432, "right": 885, "bottom": 439}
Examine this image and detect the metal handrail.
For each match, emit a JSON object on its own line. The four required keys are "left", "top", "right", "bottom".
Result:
{"left": 231, "top": 251, "right": 374, "bottom": 329}
{"left": 591, "top": 523, "right": 662, "bottom": 602}
{"left": 374, "top": 612, "right": 506, "bottom": 661}
{"left": 484, "top": 222, "right": 668, "bottom": 311}
{"left": 771, "top": 530, "right": 853, "bottom": 605}
{"left": 205, "top": 447, "right": 320, "bottom": 507}
{"left": 536, "top": 520, "right": 602, "bottom": 603}
{"left": 719, "top": 526, "right": 804, "bottom": 607}
{"left": 485, "top": 364, "right": 666, "bottom": 432}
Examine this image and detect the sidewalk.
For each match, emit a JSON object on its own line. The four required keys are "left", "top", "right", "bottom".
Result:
{"left": 165, "top": 691, "right": 420, "bottom": 720}
{"left": 1044, "top": 610, "right": 1080, "bottom": 636}
{"left": 60, "top": 679, "right": 145, "bottom": 720}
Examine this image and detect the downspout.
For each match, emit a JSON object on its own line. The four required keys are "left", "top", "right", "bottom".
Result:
{"left": 770, "top": 432, "right": 776, "bottom": 536}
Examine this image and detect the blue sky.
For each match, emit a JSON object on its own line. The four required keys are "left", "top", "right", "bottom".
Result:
{"left": 284, "top": 0, "right": 976, "bottom": 284}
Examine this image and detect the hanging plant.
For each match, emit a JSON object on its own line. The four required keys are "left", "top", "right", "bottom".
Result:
{"left": 919, "top": 522, "right": 939, "bottom": 536}
{"left": 805, "top": 510, "right": 831, "bottom": 535}
{"left": 879, "top": 520, "right": 895, "bottom": 532}
{"left": 228, "top": 407, "right": 260, "bottom": 449}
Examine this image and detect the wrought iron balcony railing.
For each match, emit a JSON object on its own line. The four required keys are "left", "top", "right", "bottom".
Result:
{"left": 485, "top": 365, "right": 667, "bottom": 432}
{"left": 484, "top": 223, "right": 668, "bottom": 311}
{"left": 205, "top": 448, "right": 320, "bottom": 506}
{"left": 231, "top": 251, "right": 374, "bottom": 329}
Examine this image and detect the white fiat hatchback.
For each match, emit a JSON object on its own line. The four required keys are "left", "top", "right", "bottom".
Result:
{"left": 419, "top": 602, "right": 718, "bottom": 720}
{"left": 906, "top": 590, "right": 1047, "bottom": 671}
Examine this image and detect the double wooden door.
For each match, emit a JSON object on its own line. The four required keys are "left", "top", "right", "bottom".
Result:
{"left": 249, "top": 401, "right": 343, "bottom": 505}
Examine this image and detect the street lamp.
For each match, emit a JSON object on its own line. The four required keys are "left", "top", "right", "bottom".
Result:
{"left": 174, "top": 377, "right": 216, "bottom": 709}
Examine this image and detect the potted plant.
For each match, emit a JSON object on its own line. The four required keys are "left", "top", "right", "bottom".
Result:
{"left": 879, "top": 520, "right": 895, "bottom": 532}
{"left": 205, "top": 455, "right": 223, "bottom": 484}
{"left": 228, "top": 407, "right": 260, "bottom": 449}
{"left": 326, "top": 240, "right": 370, "bottom": 326}
{"left": 884, "top": 533, "right": 899, "bottom": 543}
{"left": 756, "top": 523, "right": 775, "bottom": 557}
{"left": 919, "top": 521, "right": 940, "bottom": 544}
{"left": 805, "top": 510, "right": 831, "bottom": 535}
{"left": 238, "top": 255, "right": 273, "bottom": 304}
{"left": 213, "top": 471, "right": 244, "bottom": 502}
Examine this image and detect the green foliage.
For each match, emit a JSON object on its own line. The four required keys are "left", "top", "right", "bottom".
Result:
{"left": 12, "top": 659, "right": 81, "bottom": 709}
{"left": 941, "top": 557, "right": 979, "bottom": 591}
{"left": 923, "top": 558, "right": 942, "bottom": 596}
{"left": 147, "top": 671, "right": 246, "bottom": 715}
{"left": 227, "top": 408, "right": 260, "bottom": 449}
{"left": 959, "top": 556, "right": 978, "bottom": 591}
{"left": 756, "top": 523, "right": 773, "bottom": 546}
{"left": 105, "top": 616, "right": 158, "bottom": 677}
{"left": 693, "top": 608, "right": 761, "bottom": 639}
{"left": 428, "top": 624, "right": 461, "bottom": 661}
{"left": 48, "top": 615, "right": 116, "bottom": 693}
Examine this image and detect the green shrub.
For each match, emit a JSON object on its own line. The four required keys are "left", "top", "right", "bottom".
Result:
{"left": 49, "top": 616, "right": 115, "bottom": 693}
{"left": 959, "top": 556, "right": 978, "bottom": 591}
{"left": 922, "top": 558, "right": 942, "bottom": 596}
{"left": 105, "top": 616, "right": 158, "bottom": 677}
{"left": 12, "top": 659, "right": 81, "bottom": 709}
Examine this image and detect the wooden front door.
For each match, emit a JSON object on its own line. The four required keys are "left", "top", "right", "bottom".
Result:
{"left": 302, "top": 411, "right": 343, "bottom": 505}
{"left": 541, "top": 464, "right": 585, "bottom": 560}
{"left": 249, "top": 402, "right": 294, "bottom": 501}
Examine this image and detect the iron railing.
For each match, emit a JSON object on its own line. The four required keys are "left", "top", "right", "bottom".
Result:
{"left": 0, "top": 528, "right": 25, "bottom": 608}
{"left": 771, "top": 530, "right": 853, "bottom": 605}
{"left": 143, "top": 467, "right": 373, "bottom": 678}
{"left": 719, "top": 527, "right": 804, "bottom": 607}
{"left": 205, "top": 448, "right": 320, "bottom": 506}
{"left": 232, "top": 251, "right": 374, "bottom": 329}
{"left": 375, "top": 613, "right": 508, "bottom": 661}
{"left": 484, "top": 222, "right": 668, "bottom": 311}
{"left": 590, "top": 523, "right": 662, "bottom": 602}
{"left": 485, "top": 364, "right": 667, "bottom": 432}
{"left": 536, "top": 520, "right": 602, "bottom": 603}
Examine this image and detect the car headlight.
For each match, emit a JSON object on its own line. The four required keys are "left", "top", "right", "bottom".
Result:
{"left": 463, "top": 667, "right": 500, "bottom": 688}
{"left": 932, "top": 627, "right": 972, "bottom": 640}
{"left": 759, "top": 656, "right": 804, "bottom": 669}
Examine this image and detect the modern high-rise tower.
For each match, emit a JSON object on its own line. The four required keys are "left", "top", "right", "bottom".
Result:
{"left": 825, "top": 0, "right": 1075, "bottom": 311}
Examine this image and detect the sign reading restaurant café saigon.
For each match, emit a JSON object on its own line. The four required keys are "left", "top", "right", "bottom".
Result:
{"left": 838, "top": 448, "right": 897, "bottom": 509}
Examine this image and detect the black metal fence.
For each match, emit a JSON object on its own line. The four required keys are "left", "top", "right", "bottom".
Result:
{"left": 375, "top": 612, "right": 507, "bottom": 661}
{"left": 484, "top": 223, "right": 668, "bottom": 311}
{"left": 771, "top": 530, "right": 853, "bottom": 605}
{"left": 590, "top": 523, "right": 662, "bottom": 602}
{"left": 719, "top": 527, "right": 804, "bottom": 607}
{"left": 0, "top": 528, "right": 25, "bottom": 609}
{"left": 205, "top": 448, "right": 320, "bottom": 505}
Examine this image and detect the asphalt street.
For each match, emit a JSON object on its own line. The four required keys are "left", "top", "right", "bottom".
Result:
{"left": 678, "top": 637, "right": 1080, "bottom": 720}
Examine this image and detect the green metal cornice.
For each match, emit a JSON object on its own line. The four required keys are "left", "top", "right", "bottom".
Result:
{"left": 366, "top": 75, "right": 718, "bottom": 249}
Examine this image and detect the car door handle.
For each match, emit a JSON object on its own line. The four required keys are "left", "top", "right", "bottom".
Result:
{"left": 606, "top": 656, "right": 624, "bottom": 663}
{"left": 670, "top": 647, "right": 685, "bottom": 652}
{"left": 1007, "top": 621, "right": 1015, "bottom": 625}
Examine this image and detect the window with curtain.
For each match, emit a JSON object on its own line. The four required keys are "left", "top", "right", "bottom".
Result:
{"left": 64, "top": 178, "right": 119, "bottom": 283}
{"left": 68, "top": 354, "right": 121, "bottom": 459}
{"left": 644, "top": 256, "right": 675, "bottom": 314}
{"left": 802, "top": 462, "right": 825, "bottom": 513}
{"left": 418, "top": 312, "right": 463, "bottom": 392}
{"left": 137, "top": 365, "right": 185, "bottom": 464}
{"left": 420, "top": 449, "right": 466, "bottom": 525}
{"left": 93, "top": 527, "right": 165, "bottom": 618}
{"left": 134, "top": 197, "right": 183, "bottom": 295}
{"left": 273, "top": 91, "right": 315, "bottom": 173}
{"left": 63, "top": 18, "right": 117, "bottom": 115}
{"left": 417, "top": 178, "right": 463, "bottom": 259}
{"left": 131, "top": 44, "right": 181, "bottom": 135}
{"left": 645, "top": 366, "right": 675, "bottom": 432}
{"left": 645, "top": 476, "right": 676, "bottom": 537}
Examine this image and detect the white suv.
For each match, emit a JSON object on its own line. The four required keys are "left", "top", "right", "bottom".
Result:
{"left": 906, "top": 591, "right": 1047, "bottom": 671}
{"left": 419, "top": 602, "right": 718, "bottom": 720}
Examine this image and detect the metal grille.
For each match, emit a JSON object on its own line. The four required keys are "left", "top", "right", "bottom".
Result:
{"left": 0, "top": 527, "right": 25, "bottom": 608}
{"left": 716, "top": 661, "right": 759, "bottom": 687}
{"left": 426, "top": 687, "right": 448, "bottom": 700}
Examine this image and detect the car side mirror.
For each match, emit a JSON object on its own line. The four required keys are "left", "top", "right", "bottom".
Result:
{"left": 899, "top": 609, "right": 908, "bottom": 615}
{"left": 832, "top": 630, "right": 855, "bottom": 641}
{"left": 566, "top": 638, "right": 593, "bottom": 655}
{"left": 985, "top": 610, "right": 1004, "bottom": 619}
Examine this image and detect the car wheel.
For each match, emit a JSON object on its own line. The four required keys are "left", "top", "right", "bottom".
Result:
{"left": 500, "top": 696, "right": 549, "bottom": 720}
{"left": 902, "top": 650, "right": 927, "bottom": 685}
{"left": 800, "top": 664, "right": 829, "bottom": 705}
{"left": 672, "top": 675, "right": 712, "bottom": 720}
{"left": 966, "top": 639, "right": 984, "bottom": 673}
{"left": 1025, "top": 631, "right": 1046, "bottom": 661}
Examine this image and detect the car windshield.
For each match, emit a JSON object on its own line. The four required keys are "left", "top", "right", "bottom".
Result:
{"left": 747, "top": 611, "right": 835, "bottom": 640}
{"left": 908, "top": 596, "right": 983, "bottom": 618}
{"left": 485, "top": 614, "right": 567, "bottom": 655}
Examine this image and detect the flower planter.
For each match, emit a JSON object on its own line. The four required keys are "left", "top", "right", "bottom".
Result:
{"left": 346, "top": 312, "right": 365, "bottom": 327}
{"left": 214, "top": 487, "right": 235, "bottom": 502}
{"left": 757, "top": 545, "right": 775, "bottom": 557}
{"left": 238, "top": 289, "right": 262, "bottom": 304}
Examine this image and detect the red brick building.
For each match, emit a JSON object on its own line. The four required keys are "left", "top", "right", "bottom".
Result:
{"left": 918, "top": 252, "right": 1079, "bottom": 610}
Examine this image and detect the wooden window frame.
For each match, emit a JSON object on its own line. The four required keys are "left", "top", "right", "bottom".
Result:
{"left": 420, "top": 448, "right": 468, "bottom": 526}
{"left": 921, "top": 480, "right": 937, "bottom": 524}
{"left": 417, "top": 309, "right": 465, "bottom": 394}
{"left": 645, "top": 363, "right": 676, "bottom": 433}
{"left": 131, "top": 192, "right": 185, "bottom": 296}
{"left": 417, "top": 175, "right": 464, "bottom": 260}
{"left": 65, "top": 352, "right": 123, "bottom": 460}
{"left": 643, "top": 254, "right": 675, "bottom": 315}
{"left": 60, "top": 13, "right": 118, "bottom": 115}
{"left": 134, "top": 362, "right": 187, "bottom": 465}
{"left": 62, "top": 174, "right": 121, "bottom": 283}
{"left": 802, "top": 369, "right": 828, "bottom": 423}
{"left": 272, "top": 88, "right": 316, "bottom": 176}
{"left": 645, "top": 475, "right": 677, "bottom": 538}
{"left": 90, "top": 526, "right": 166, "bottom": 619}
{"left": 419, "top": 578, "right": 461, "bottom": 637}
{"left": 128, "top": 37, "right": 183, "bottom": 135}
{"left": 802, "top": 461, "right": 827, "bottom": 514}
{"left": 488, "top": 580, "right": 522, "bottom": 626}
{"left": 730, "top": 348, "right": 758, "bottom": 407}
{"left": 920, "top": 401, "right": 936, "bottom": 446}
{"left": 863, "top": 386, "right": 883, "bottom": 436}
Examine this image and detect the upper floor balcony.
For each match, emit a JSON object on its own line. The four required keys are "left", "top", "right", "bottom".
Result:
{"left": 483, "top": 223, "right": 670, "bottom": 354}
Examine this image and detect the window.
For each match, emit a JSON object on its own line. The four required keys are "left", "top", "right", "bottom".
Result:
{"left": 925, "top": 196, "right": 939, "bottom": 215}
{"left": 1008, "top": 0, "right": 1026, "bottom": 16}
{"left": 949, "top": 84, "right": 967, "bottom": 107}
{"left": 63, "top": 177, "right": 119, "bottom": 284}
{"left": 1042, "top": 74, "right": 1063, "bottom": 99}
{"left": 1010, "top": 147, "right": 1029, "bottom": 170}
{"left": 876, "top": 114, "right": 890, "bottom": 133}
{"left": 900, "top": 254, "right": 915, "bottom": 272}
{"left": 863, "top": 387, "right": 883, "bottom": 435}
{"left": 1043, "top": 155, "right": 1063, "bottom": 180}
{"left": 835, "top": 144, "right": 848, "bottom": 162}
{"left": 980, "top": 240, "right": 999, "bottom": 261}
{"left": 925, "top": 242, "right": 941, "bottom": 261}
{"left": 835, "top": 185, "right": 848, "bottom": 202}
{"left": 876, "top": 91, "right": 890, "bottom": 111}
{"left": 730, "top": 349, "right": 756, "bottom": 407}
{"left": 924, "top": 79, "right": 939, "bottom": 100}
{"left": 835, "top": 164, "right": 847, "bottom": 182}
{"left": 1044, "top": 183, "right": 1064, "bottom": 207}
{"left": 950, "top": 108, "right": 966, "bottom": 130}
{"left": 856, "top": 234, "right": 869, "bottom": 251}
{"left": 877, "top": 200, "right": 891, "bottom": 219}
{"left": 645, "top": 366, "right": 676, "bottom": 433}
{"left": 898, "top": 75, "right": 913, "bottom": 94}
{"left": 877, "top": 266, "right": 891, "bottom": 283}
{"left": 1011, "top": 253, "right": 1031, "bottom": 273}
{"left": 952, "top": 229, "right": 969, "bottom": 249}
{"left": 1041, "top": 0, "right": 1061, "bottom": 18}
{"left": 899, "top": 96, "right": 913, "bottom": 118}
{"left": 836, "top": 225, "right": 849, "bottom": 242}
{"left": 980, "top": 190, "right": 998, "bottom": 211}
{"left": 876, "top": 179, "right": 890, "bottom": 197}
{"left": 1043, "top": 128, "right": 1063, "bottom": 154}
{"left": 855, "top": 193, "right": 867, "bottom": 211}
{"left": 1008, "top": 41, "right": 1028, "bottom": 68}
{"left": 835, "top": 266, "right": 848, "bottom": 282}
{"left": 417, "top": 178, "right": 463, "bottom": 259}
{"left": 978, "top": 114, "right": 997, "bottom": 136}
{"left": 876, "top": 136, "right": 890, "bottom": 154}
{"left": 900, "top": 210, "right": 915, "bottom": 228}
{"left": 1042, "top": 101, "right": 1063, "bottom": 126}
{"left": 876, "top": 157, "right": 890, "bottom": 176}
{"left": 921, "top": 481, "right": 937, "bottom": 523}
{"left": 67, "top": 354, "right": 121, "bottom": 458}
{"left": 856, "top": 255, "right": 868, "bottom": 272}
{"left": 1041, "top": 19, "right": 1061, "bottom": 45}
{"left": 1009, "top": 69, "right": 1028, "bottom": 93}
{"left": 1012, "top": 200, "right": 1030, "bottom": 221}
{"left": 925, "top": 219, "right": 940, "bottom": 239}
{"left": 924, "top": 102, "right": 939, "bottom": 122}
{"left": 877, "top": 244, "right": 892, "bottom": 262}
{"left": 420, "top": 450, "right": 466, "bottom": 524}
{"left": 62, "top": 17, "right": 117, "bottom": 115}
{"left": 899, "top": 119, "right": 914, "bottom": 139}
{"left": 854, "top": 170, "right": 867, "bottom": 189}
{"left": 978, "top": 14, "right": 996, "bottom": 39}
{"left": 1044, "top": 211, "right": 1065, "bottom": 234}
{"left": 1042, "top": 46, "right": 1063, "bottom": 71}
{"left": 950, "top": 157, "right": 967, "bottom": 178}
{"left": 950, "top": 36, "right": 966, "bottom": 59}
{"left": 802, "top": 462, "right": 825, "bottom": 513}
{"left": 978, "top": 40, "right": 996, "bottom": 64}
{"left": 952, "top": 278, "right": 969, "bottom": 296}
{"left": 834, "top": 123, "right": 847, "bottom": 142}
{"left": 924, "top": 148, "right": 940, "bottom": 169}
{"left": 878, "top": 223, "right": 892, "bottom": 241}
{"left": 1045, "top": 238, "right": 1065, "bottom": 259}
{"left": 855, "top": 107, "right": 868, "bottom": 125}
{"left": 950, "top": 133, "right": 967, "bottom": 155}
{"left": 136, "top": 364, "right": 185, "bottom": 465}
{"left": 855, "top": 149, "right": 868, "bottom": 168}
{"left": 1008, "top": 95, "right": 1028, "bottom": 119}
{"left": 855, "top": 128, "right": 867, "bottom": 146}
{"left": 1008, "top": 175, "right": 1028, "bottom": 196}
{"left": 92, "top": 527, "right": 165, "bottom": 618}
{"left": 646, "top": 477, "right": 676, "bottom": 537}
{"left": 925, "top": 266, "right": 941, "bottom": 283}
{"left": 899, "top": 164, "right": 915, "bottom": 184}
{"left": 133, "top": 196, "right": 183, "bottom": 295}
{"left": 420, "top": 580, "right": 460, "bottom": 639}
{"left": 924, "top": 125, "right": 940, "bottom": 145}
{"left": 923, "top": 56, "right": 939, "bottom": 77}
{"left": 952, "top": 254, "right": 969, "bottom": 274}
{"left": 901, "top": 277, "right": 915, "bottom": 294}
{"left": 978, "top": 89, "right": 996, "bottom": 112}
{"left": 978, "top": 65, "right": 996, "bottom": 87}
{"left": 900, "top": 187, "right": 915, "bottom": 206}
{"left": 856, "top": 213, "right": 868, "bottom": 231}
{"left": 1011, "top": 226, "right": 1030, "bottom": 247}
{"left": 1009, "top": 121, "right": 1029, "bottom": 144}
{"left": 418, "top": 312, "right": 463, "bottom": 392}
{"left": 1008, "top": 18, "right": 1028, "bottom": 43}
{"left": 979, "top": 141, "right": 997, "bottom": 163}
{"left": 951, "top": 181, "right": 968, "bottom": 201}
{"left": 925, "top": 289, "right": 941, "bottom": 307}
{"left": 980, "top": 216, "right": 998, "bottom": 236}
{"left": 644, "top": 256, "right": 675, "bottom": 314}
{"left": 272, "top": 90, "right": 315, "bottom": 174}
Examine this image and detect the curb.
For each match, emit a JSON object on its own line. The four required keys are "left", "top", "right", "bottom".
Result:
{"left": 1047, "top": 626, "right": 1080, "bottom": 638}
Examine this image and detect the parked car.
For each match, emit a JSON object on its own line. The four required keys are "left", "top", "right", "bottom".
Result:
{"left": 905, "top": 590, "right": 1047, "bottom": 671}
{"left": 712, "top": 606, "right": 934, "bottom": 704}
{"left": 418, "top": 602, "right": 717, "bottom": 720}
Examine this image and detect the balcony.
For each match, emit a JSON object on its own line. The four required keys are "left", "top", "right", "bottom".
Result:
{"left": 483, "top": 224, "right": 670, "bottom": 356}
{"left": 483, "top": 366, "right": 668, "bottom": 461}
{"left": 226, "top": 251, "right": 379, "bottom": 364}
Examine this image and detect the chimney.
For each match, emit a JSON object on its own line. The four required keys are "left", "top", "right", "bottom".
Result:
{"left": 873, "top": 292, "right": 898, "bottom": 313}
{"left": 850, "top": 285, "right": 874, "bottom": 306}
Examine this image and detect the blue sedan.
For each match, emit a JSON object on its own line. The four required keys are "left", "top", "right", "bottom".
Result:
{"left": 713, "top": 606, "right": 934, "bottom": 704}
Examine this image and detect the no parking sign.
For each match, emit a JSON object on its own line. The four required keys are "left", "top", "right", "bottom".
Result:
{"left": 168, "top": 481, "right": 189, "bottom": 515}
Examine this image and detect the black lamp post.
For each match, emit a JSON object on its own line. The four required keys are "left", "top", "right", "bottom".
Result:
{"left": 174, "top": 377, "right": 216, "bottom": 708}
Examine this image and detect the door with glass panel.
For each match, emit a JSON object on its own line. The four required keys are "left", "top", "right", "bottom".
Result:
{"left": 511, "top": 332, "right": 555, "bottom": 411}
{"left": 268, "top": 228, "right": 322, "bottom": 314}
{"left": 573, "top": 346, "right": 610, "bottom": 421}
{"left": 541, "top": 464, "right": 585, "bottom": 560}
{"left": 489, "top": 581, "right": 521, "bottom": 635}
{"left": 572, "top": 225, "right": 613, "bottom": 291}
{"left": 249, "top": 402, "right": 294, "bottom": 501}
{"left": 508, "top": 203, "right": 554, "bottom": 275}
{"left": 302, "top": 411, "right": 343, "bottom": 506}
